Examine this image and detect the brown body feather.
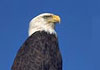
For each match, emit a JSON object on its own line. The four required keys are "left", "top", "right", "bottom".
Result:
{"left": 11, "top": 31, "right": 62, "bottom": 70}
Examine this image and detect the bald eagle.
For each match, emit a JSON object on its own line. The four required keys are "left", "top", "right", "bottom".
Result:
{"left": 11, "top": 13, "right": 62, "bottom": 70}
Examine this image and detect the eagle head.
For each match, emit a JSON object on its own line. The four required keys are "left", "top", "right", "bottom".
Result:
{"left": 29, "top": 13, "right": 61, "bottom": 36}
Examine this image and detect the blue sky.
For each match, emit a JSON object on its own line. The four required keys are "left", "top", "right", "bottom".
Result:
{"left": 0, "top": 0, "right": 100, "bottom": 70}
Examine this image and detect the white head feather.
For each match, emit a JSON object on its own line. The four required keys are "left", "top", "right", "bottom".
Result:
{"left": 28, "top": 13, "right": 60, "bottom": 36}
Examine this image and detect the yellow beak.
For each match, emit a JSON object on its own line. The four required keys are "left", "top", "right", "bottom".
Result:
{"left": 52, "top": 15, "right": 61, "bottom": 23}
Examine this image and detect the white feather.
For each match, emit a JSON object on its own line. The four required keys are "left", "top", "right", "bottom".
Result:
{"left": 28, "top": 13, "right": 56, "bottom": 36}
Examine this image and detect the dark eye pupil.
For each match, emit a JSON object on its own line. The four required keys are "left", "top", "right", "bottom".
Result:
{"left": 43, "top": 15, "right": 51, "bottom": 18}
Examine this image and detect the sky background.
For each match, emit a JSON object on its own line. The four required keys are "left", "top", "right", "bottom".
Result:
{"left": 0, "top": 0, "right": 100, "bottom": 70}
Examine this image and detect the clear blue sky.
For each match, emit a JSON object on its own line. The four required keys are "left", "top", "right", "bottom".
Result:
{"left": 0, "top": 0, "right": 100, "bottom": 70}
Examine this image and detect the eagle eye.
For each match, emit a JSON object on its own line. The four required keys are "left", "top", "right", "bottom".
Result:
{"left": 43, "top": 15, "right": 52, "bottom": 19}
